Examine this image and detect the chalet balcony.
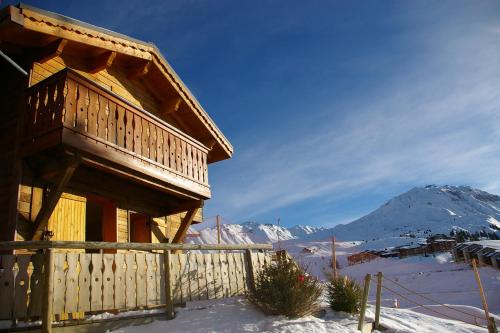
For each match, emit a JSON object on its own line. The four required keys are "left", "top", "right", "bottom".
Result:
{"left": 22, "top": 69, "right": 210, "bottom": 202}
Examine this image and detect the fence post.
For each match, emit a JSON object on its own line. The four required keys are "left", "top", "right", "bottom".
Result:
{"left": 164, "top": 249, "right": 174, "bottom": 319}
{"left": 358, "top": 274, "right": 371, "bottom": 331}
{"left": 331, "top": 237, "right": 337, "bottom": 278}
{"left": 472, "top": 259, "right": 496, "bottom": 333}
{"left": 41, "top": 248, "right": 54, "bottom": 333}
{"left": 375, "top": 272, "right": 383, "bottom": 330}
{"left": 245, "top": 249, "right": 255, "bottom": 292}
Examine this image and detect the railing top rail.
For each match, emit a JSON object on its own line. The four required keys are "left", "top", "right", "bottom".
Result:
{"left": 0, "top": 241, "right": 273, "bottom": 251}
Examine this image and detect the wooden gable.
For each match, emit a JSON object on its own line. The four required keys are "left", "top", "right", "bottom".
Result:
{"left": 0, "top": 4, "right": 233, "bottom": 163}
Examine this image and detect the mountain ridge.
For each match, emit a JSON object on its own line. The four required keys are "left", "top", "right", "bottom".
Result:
{"left": 188, "top": 185, "right": 500, "bottom": 245}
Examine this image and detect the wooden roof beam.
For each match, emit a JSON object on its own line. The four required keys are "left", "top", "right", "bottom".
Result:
{"left": 127, "top": 59, "right": 152, "bottom": 79}
{"left": 161, "top": 96, "right": 182, "bottom": 115}
{"left": 88, "top": 51, "right": 116, "bottom": 73}
{"left": 34, "top": 38, "right": 67, "bottom": 63}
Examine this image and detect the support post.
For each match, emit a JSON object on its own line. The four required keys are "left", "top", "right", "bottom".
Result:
{"left": 358, "top": 274, "right": 371, "bottom": 331}
{"left": 331, "top": 236, "right": 337, "bottom": 278}
{"left": 163, "top": 249, "right": 174, "bottom": 319}
{"left": 375, "top": 272, "right": 383, "bottom": 330}
{"left": 216, "top": 215, "right": 221, "bottom": 245}
{"left": 472, "top": 259, "right": 496, "bottom": 333}
{"left": 245, "top": 249, "right": 255, "bottom": 293}
{"left": 41, "top": 249, "right": 54, "bottom": 333}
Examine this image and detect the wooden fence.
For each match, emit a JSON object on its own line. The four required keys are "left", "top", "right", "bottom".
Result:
{"left": 0, "top": 241, "right": 273, "bottom": 331}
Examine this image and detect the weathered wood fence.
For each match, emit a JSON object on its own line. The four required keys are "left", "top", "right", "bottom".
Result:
{"left": 0, "top": 241, "right": 273, "bottom": 332}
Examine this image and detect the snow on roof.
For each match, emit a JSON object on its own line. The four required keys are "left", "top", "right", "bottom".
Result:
{"left": 468, "top": 240, "right": 500, "bottom": 250}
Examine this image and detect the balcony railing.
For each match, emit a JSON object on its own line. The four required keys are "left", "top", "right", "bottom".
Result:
{"left": 23, "top": 69, "right": 210, "bottom": 197}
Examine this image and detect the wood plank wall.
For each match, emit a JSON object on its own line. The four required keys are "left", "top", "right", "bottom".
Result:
{"left": 0, "top": 251, "right": 272, "bottom": 321}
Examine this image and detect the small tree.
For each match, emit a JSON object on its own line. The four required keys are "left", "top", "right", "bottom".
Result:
{"left": 249, "top": 255, "right": 323, "bottom": 318}
{"left": 327, "top": 275, "right": 362, "bottom": 314}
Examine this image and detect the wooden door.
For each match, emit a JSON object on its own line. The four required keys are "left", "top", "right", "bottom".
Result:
{"left": 130, "top": 213, "right": 151, "bottom": 243}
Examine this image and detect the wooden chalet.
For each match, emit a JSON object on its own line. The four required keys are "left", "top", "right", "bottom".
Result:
{"left": 0, "top": 4, "right": 233, "bottom": 247}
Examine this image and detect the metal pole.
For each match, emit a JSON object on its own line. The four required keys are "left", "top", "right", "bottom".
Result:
{"left": 0, "top": 50, "right": 28, "bottom": 76}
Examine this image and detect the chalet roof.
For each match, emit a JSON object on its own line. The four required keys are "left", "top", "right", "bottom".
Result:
{"left": 0, "top": 3, "right": 233, "bottom": 162}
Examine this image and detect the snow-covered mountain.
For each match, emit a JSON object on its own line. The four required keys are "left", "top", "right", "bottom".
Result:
{"left": 331, "top": 185, "right": 500, "bottom": 240}
{"left": 188, "top": 185, "right": 500, "bottom": 245}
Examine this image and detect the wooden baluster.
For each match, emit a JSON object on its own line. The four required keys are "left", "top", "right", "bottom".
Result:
{"left": 157, "top": 128, "right": 163, "bottom": 165}
{"left": 163, "top": 130, "right": 169, "bottom": 168}
{"left": 125, "top": 110, "right": 134, "bottom": 151}
{"left": 87, "top": 90, "right": 98, "bottom": 136}
{"left": 75, "top": 85, "right": 89, "bottom": 133}
{"left": 192, "top": 148, "right": 199, "bottom": 182}
{"left": 63, "top": 79, "right": 77, "bottom": 128}
{"left": 169, "top": 133, "right": 176, "bottom": 170}
{"left": 53, "top": 78, "right": 65, "bottom": 126}
{"left": 107, "top": 102, "right": 117, "bottom": 145}
{"left": 149, "top": 122, "right": 157, "bottom": 162}
{"left": 116, "top": 106, "right": 125, "bottom": 148}
{"left": 133, "top": 113, "right": 142, "bottom": 155}
{"left": 181, "top": 140, "right": 187, "bottom": 176}
{"left": 97, "top": 95, "right": 108, "bottom": 140}
{"left": 187, "top": 144, "right": 193, "bottom": 179}
{"left": 141, "top": 118, "right": 150, "bottom": 159}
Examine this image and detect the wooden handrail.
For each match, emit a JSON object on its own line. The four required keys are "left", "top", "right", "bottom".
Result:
{"left": 0, "top": 241, "right": 273, "bottom": 251}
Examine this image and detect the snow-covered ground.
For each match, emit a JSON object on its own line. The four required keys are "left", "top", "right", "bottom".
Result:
{"left": 46, "top": 297, "right": 489, "bottom": 333}
{"left": 282, "top": 238, "right": 500, "bottom": 326}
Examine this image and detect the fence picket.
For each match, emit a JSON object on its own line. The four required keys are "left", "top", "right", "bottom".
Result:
{"left": 64, "top": 253, "right": 78, "bottom": 314}
{"left": 114, "top": 254, "right": 126, "bottom": 309}
{"left": 14, "top": 255, "right": 31, "bottom": 318}
{"left": 78, "top": 253, "right": 91, "bottom": 312}
{"left": 102, "top": 254, "right": 114, "bottom": 310}
{"left": 90, "top": 253, "right": 103, "bottom": 312}
{"left": 53, "top": 253, "right": 66, "bottom": 315}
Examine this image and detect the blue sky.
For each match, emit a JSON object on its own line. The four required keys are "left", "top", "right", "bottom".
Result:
{"left": 9, "top": 1, "right": 500, "bottom": 227}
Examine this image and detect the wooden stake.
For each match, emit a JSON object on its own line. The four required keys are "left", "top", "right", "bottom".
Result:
{"left": 375, "top": 272, "right": 383, "bottom": 330}
{"left": 216, "top": 215, "right": 221, "bottom": 245}
{"left": 163, "top": 249, "right": 174, "bottom": 319}
{"left": 41, "top": 249, "right": 54, "bottom": 333}
{"left": 471, "top": 259, "right": 496, "bottom": 333}
{"left": 244, "top": 249, "right": 255, "bottom": 292}
{"left": 358, "top": 274, "right": 371, "bottom": 331}
{"left": 331, "top": 236, "right": 337, "bottom": 278}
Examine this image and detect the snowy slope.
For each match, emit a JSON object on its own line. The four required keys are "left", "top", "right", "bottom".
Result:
{"left": 331, "top": 185, "right": 500, "bottom": 241}
{"left": 190, "top": 185, "right": 500, "bottom": 245}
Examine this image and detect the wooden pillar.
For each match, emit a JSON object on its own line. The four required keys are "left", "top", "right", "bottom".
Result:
{"left": 244, "top": 249, "right": 255, "bottom": 292}
{"left": 216, "top": 215, "right": 221, "bottom": 245}
{"left": 41, "top": 249, "right": 54, "bottom": 333}
{"left": 471, "top": 259, "right": 496, "bottom": 333}
{"left": 358, "top": 274, "right": 371, "bottom": 331}
{"left": 163, "top": 249, "right": 174, "bottom": 319}
{"left": 375, "top": 272, "right": 383, "bottom": 330}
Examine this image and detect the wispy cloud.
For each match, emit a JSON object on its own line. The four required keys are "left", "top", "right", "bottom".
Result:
{"left": 207, "top": 9, "right": 500, "bottom": 225}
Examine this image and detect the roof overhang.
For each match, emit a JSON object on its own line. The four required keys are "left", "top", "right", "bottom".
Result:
{"left": 0, "top": 3, "right": 233, "bottom": 163}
